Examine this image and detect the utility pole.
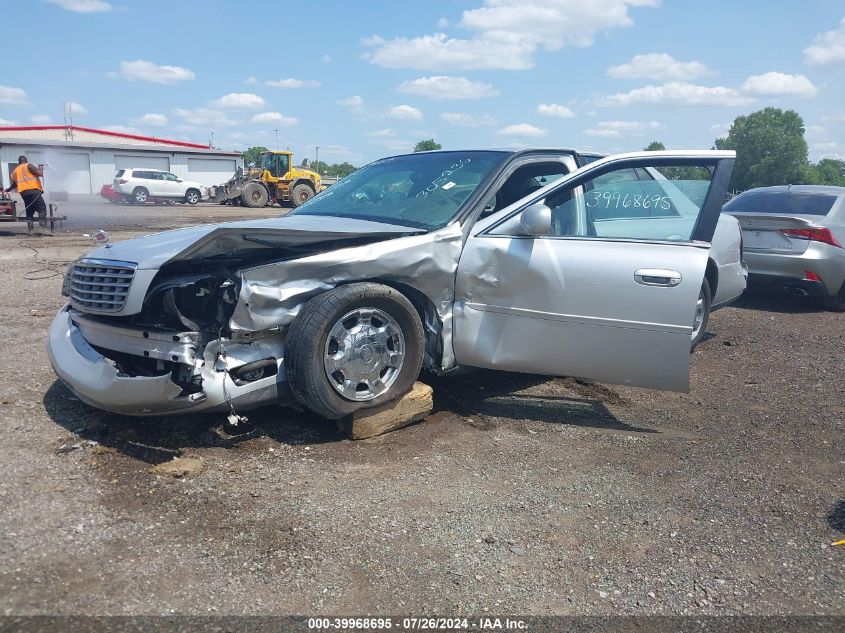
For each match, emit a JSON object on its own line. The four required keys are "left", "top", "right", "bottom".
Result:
{"left": 315, "top": 146, "right": 320, "bottom": 173}
{"left": 274, "top": 129, "right": 279, "bottom": 150}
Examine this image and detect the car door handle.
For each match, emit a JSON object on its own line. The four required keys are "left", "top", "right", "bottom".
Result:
{"left": 634, "top": 269, "right": 682, "bottom": 287}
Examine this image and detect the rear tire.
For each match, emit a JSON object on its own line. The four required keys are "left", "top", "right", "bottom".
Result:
{"left": 823, "top": 283, "right": 845, "bottom": 312}
{"left": 289, "top": 183, "right": 315, "bottom": 208}
{"left": 285, "top": 283, "right": 424, "bottom": 419}
{"left": 185, "top": 189, "right": 201, "bottom": 205}
{"left": 132, "top": 187, "right": 149, "bottom": 204}
{"left": 690, "top": 277, "right": 712, "bottom": 351}
{"left": 240, "top": 182, "right": 268, "bottom": 208}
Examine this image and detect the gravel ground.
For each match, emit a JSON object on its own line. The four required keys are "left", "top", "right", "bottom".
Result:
{"left": 0, "top": 220, "right": 842, "bottom": 616}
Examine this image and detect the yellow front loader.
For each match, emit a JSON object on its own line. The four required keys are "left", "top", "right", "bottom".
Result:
{"left": 208, "top": 150, "right": 322, "bottom": 208}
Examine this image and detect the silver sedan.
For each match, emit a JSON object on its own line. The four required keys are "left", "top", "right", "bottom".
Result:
{"left": 723, "top": 185, "right": 845, "bottom": 310}
{"left": 49, "top": 149, "right": 738, "bottom": 419}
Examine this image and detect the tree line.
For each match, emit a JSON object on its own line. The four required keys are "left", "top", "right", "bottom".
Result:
{"left": 649, "top": 107, "right": 844, "bottom": 191}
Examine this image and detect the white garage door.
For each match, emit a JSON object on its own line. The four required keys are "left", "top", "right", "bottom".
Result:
{"left": 44, "top": 152, "right": 91, "bottom": 194}
{"left": 115, "top": 154, "right": 170, "bottom": 172}
{"left": 187, "top": 157, "right": 237, "bottom": 187}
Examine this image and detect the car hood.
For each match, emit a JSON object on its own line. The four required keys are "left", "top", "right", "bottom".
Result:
{"left": 83, "top": 214, "right": 421, "bottom": 270}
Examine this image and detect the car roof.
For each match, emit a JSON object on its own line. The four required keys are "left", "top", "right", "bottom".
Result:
{"left": 741, "top": 185, "right": 845, "bottom": 196}
{"left": 388, "top": 147, "right": 588, "bottom": 157}
{"left": 126, "top": 168, "right": 167, "bottom": 172}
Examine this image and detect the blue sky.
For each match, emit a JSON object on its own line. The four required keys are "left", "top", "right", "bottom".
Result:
{"left": 3, "top": 0, "right": 844, "bottom": 165}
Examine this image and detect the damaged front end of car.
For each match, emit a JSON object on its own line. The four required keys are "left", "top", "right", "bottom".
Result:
{"left": 47, "top": 218, "right": 457, "bottom": 417}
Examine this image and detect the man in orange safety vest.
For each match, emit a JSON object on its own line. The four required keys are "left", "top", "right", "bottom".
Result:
{"left": 5, "top": 155, "right": 47, "bottom": 235}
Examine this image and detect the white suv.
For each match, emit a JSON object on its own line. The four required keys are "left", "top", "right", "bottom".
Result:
{"left": 113, "top": 169, "right": 205, "bottom": 205}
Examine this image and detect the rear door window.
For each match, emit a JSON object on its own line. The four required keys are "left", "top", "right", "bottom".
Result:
{"left": 114, "top": 169, "right": 124, "bottom": 178}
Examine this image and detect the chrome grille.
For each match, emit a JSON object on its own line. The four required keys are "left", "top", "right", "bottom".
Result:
{"left": 69, "top": 259, "right": 136, "bottom": 313}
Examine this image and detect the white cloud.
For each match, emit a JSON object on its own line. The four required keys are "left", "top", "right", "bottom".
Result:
{"left": 585, "top": 120, "right": 664, "bottom": 137}
{"left": 607, "top": 53, "right": 712, "bottom": 81}
{"left": 44, "top": 0, "right": 111, "bottom": 12}
{"left": 367, "top": 129, "right": 397, "bottom": 137}
{"left": 496, "top": 123, "right": 548, "bottom": 138}
{"left": 822, "top": 111, "right": 845, "bottom": 123}
{"left": 0, "top": 118, "right": 18, "bottom": 125}
{"left": 364, "top": 0, "right": 659, "bottom": 71}
{"left": 135, "top": 113, "right": 168, "bottom": 126}
{"left": 244, "top": 76, "right": 258, "bottom": 85}
{"left": 322, "top": 54, "right": 332, "bottom": 63}
{"left": 251, "top": 111, "right": 298, "bottom": 126}
{"left": 741, "top": 72, "right": 818, "bottom": 99}
{"left": 118, "top": 60, "right": 195, "bottom": 84}
{"left": 104, "top": 125, "right": 141, "bottom": 135}
{"left": 398, "top": 75, "right": 498, "bottom": 100}
{"left": 66, "top": 101, "right": 87, "bottom": 115}
{"left": 172, "top": 107, "right": 238, "bottom": 127}
{"left": 441, "top": 112, "right": 497, "bottom": 127}
{"left": 804, "top": 18, "right": 845, "bottom": 66}
{"left": 0, "top": 86, "right": 27, "bottom": 105}
{"left": 337, "top": 95, "right": 364, "bottom": 110}
{"left": 386, "top": 105, "right": 423, "bottom": 120}
{"left": 265, "top": 78, "right": 321, "bottom": 88}
{"left": 209, "top": 93, "right": 266, "bottom": 109}
{"left": 371, "top": 138, "right": 415, "bottom": 152}
{"left": 600, "top": 81, "right": 753, "bottom": 107}
{"left": 710, "top": 122, "right": 731, "bottom": 136}
{"left": 31, "top": 114, "right": 51, "bottom": 124}
{"left": 537, "top": 103, "right": 575, "bottom": 118}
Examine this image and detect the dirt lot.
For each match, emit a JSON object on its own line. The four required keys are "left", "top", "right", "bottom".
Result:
{"left": 0, "top": 214, "right": 842, "bottom": 616}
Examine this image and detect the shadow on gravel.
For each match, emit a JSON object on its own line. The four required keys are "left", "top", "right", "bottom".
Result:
{"left": 42, "top": 380, "right": 341, "bottom": 465}
{"left": 429, "top": 370, "right": 654, "bottom": 433}
{"left": 828, "top": 499, "right": 845, "bottom": 534}
{"left": 733, "top": 287, "right": 825, "bottom": 314}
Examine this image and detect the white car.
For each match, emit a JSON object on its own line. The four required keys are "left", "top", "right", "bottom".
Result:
{"left": 113, "top": 169, "right": 205, "bottom": 205}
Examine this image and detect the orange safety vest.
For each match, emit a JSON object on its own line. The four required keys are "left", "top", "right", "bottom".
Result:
{"left": 12, "top": 163, "right": 42, "bottom": 193}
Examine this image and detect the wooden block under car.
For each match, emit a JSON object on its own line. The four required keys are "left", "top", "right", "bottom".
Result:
{"left": 347, "top": 382, "right": 433, "bottom": 440}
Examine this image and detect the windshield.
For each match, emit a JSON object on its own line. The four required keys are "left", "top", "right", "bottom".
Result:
{"left": 289, "top": 151, "right": 508, "bottom": 229}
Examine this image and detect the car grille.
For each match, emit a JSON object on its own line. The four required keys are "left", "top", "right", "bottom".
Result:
{"left": 68, "top": 260, "right": 136, "bottom": 313}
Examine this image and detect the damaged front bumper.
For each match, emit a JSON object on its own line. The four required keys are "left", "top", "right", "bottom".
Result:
{"left": 47, "top": 305, "right": 290, "bottom": 416}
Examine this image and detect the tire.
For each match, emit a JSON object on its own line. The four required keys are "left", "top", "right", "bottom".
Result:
{"left": 285, "top": 282, "right": 424, "bottom": 419}
{"left": 690, "top": 277, "right": 712, "bottom": 351}
{"left": 289, "top": 183, "right": 314, "bottom": 208}
{"left": 823, "top": 283, "right": 845, "bottom": 312}
{"left": 132, "top": 187, "right": 149, "bottom": 204}
{"left": 185, "top": 189, "right": 201, "bottom": 205}
{"left": 240, "top": 182, "right": 268, "bottom": 208}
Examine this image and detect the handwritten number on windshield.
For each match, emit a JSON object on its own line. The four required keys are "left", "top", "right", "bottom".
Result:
{"left": 415, "top": 159, "right": 471, "bottom": 198}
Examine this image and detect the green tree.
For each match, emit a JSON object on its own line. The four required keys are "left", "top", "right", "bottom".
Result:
{"left": 807, "top": 158, "right": 845, "bottom": 186}
{"left": 413, "top": 139, "right": 442, "bottom": 152}
{"left": 331, "top": 162, "right": 357, "bottom": 178}
{"left": 243, "top": 146, "right": 269, "bottom": 168}
{"left": 644, "top": 141, "right": 666, "bottom": 151}
{"left": 311, "top": 160, "right": 329, "bottom": 175}
{"left": 714, "top": 108, "right": 809, "bottom": 191}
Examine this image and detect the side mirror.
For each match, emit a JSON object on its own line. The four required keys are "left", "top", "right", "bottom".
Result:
{"left": 176, "top": 178, "right": 183, "bottom": 183}
{"left": 517, "top": 202, "right": 551, "bottom": 236}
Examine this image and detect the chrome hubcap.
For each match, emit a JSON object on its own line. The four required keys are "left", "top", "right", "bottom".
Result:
{"left": 691, "top": 289, "right": 705, "bottom": 340}
{"left": 324, "top": 308, "right": 405, "bottom": 401}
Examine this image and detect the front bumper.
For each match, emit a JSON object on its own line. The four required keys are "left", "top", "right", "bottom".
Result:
{"left": 47, "top": 306, "right": 289, "bottom": 416}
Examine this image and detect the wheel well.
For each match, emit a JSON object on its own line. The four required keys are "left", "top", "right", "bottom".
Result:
{"left": 705, "top": 259, "right": 718, "bottom": 296}
{"left": 186, "top": 187, "right": 200, "bottom": 194}
{"left": 368, "top": 280, "right": 441, "bottom": 370}
{"left": 291, "top": 179, "right": 315, "bottom": 191}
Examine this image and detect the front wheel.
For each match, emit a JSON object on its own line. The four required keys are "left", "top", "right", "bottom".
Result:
{"left": 241, "top": 182, "right": 268, "bottom": 208}
{"left": 184, "top": 189, "right": 201, "bottom": 205}
{"left": 285, "top": 283, "right": 424, "bottom": 419}
{"left": 690, "top": 277, "right": 712, "bottom": 351}
{"left": 289, "top": 183, "right": 314, "bottom": 208}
